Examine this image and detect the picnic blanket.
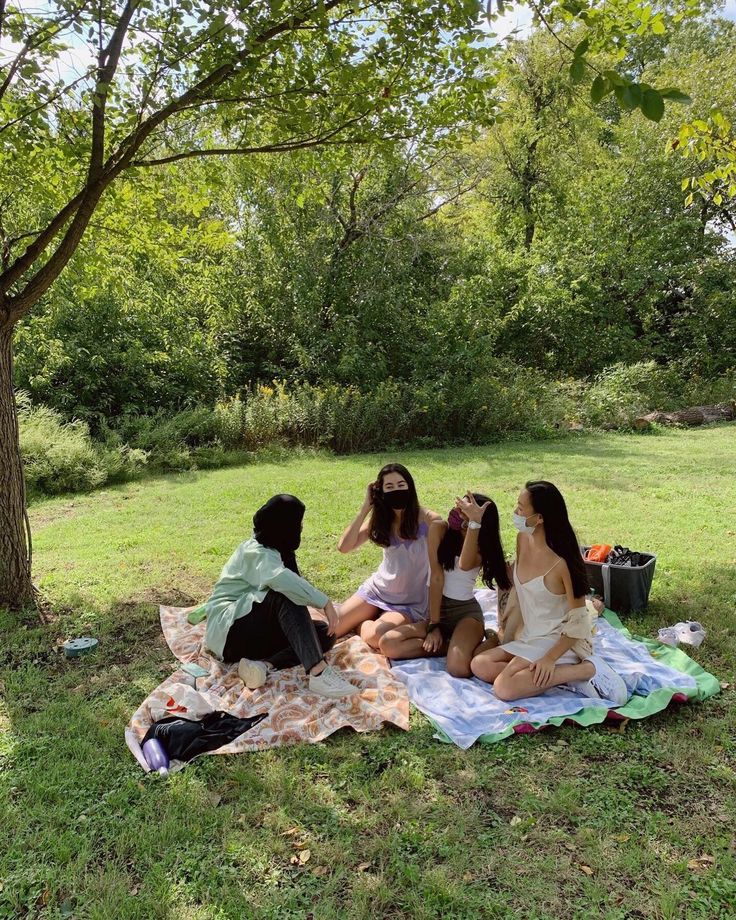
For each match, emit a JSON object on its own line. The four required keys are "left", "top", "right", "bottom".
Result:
{"left": 390, "top": 589, "right": 720, "bottom": 749}
{"left": 126, "top": 606, "right": 410, "bottom": 771}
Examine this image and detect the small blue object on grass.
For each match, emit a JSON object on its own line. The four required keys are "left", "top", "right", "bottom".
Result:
{"left": 63, "top": 637, "right": 98, "bottom": 658}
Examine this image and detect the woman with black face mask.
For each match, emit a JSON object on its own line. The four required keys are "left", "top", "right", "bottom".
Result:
{"left": 335, "top": 463, "right": 442, "bottom": 650}
{"left": 201, "top": 494, "right": 359, "bottom": 699}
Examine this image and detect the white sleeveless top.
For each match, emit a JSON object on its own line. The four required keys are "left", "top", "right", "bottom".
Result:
{"left": 501, "top": 557, "right": 589, "bottom": 665}
{"left": 442, "top": 557, "right": 481, "bottom": 601}
{"left": 513, "top": 558, "right": 568, "bottom": 643}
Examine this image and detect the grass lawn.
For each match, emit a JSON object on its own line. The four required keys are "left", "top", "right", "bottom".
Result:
{"left": 1, "top": 427, "right": 735, "bottom": 920}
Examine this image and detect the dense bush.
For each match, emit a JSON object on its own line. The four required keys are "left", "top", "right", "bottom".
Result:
{"left": 18, "top": 362, "right": 736, "bottom": 498}
{"left": 18, "top": 397, "right": 147, "bottom": 497}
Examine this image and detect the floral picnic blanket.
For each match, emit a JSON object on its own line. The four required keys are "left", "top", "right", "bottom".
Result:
{"left": 126, "top": 605, "right": 410, "bottom": 771}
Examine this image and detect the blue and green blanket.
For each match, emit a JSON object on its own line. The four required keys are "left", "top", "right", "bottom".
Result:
{"left": 391, "top": 590, "right": 720, "bottom": 748}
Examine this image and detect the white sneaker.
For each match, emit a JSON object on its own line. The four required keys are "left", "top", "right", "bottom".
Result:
{"left": 674, "top": 621, "right": 706, "bottom": 647}
{"left": 309, "top": 665, "right": 360, "bottom": 699}
{"left": 571, "top": 655, "right": 629, "bottom": 707}
{"left": 238, "top": 658, "right": 268, "bottom": 690}
{"left": 657, "top": 627, "right": 679, "bottom": 647}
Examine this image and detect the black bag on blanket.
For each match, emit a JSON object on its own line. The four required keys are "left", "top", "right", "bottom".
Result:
{"left": 143, "top": 711, "right": 267, "bottom": 762}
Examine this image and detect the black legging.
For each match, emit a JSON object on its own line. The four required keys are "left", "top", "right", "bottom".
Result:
{"left": 222, "top": 589, "right": 335, "bottom": 673}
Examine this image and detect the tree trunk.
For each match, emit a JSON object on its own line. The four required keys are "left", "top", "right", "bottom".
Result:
{"left": 0, "top": 318, "right": 34, "bottom": 609}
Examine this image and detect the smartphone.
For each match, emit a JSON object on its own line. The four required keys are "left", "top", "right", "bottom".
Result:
{"left": 181, "top": 662, "right": 209, "bottom": 678}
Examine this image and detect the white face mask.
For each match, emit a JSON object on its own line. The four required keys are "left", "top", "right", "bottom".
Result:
{"left": 513, "top": 512, "right": 537, "bottom": 534}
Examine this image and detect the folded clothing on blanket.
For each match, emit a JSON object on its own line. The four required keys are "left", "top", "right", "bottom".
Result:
{"left": 390, "top": 589, "right": 720, "bottom": 749}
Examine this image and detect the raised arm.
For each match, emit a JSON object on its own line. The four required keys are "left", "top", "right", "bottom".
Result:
{"left": 338, "top": 483, "right": 374, "bottom": 553}
{"left": 454, "top": 492, "right": 487, "bottom": 571}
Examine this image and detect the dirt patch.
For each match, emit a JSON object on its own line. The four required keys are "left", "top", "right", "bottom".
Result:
{"left": 28, "top": 500, "right": 81, "bottom": 529}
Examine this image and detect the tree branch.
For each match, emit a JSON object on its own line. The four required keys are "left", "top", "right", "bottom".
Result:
{"left": 2, "top": 0, "right": 347, "bottom": 317}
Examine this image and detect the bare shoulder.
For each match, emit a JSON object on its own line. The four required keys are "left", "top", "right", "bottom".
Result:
{"left": 427, "top": 519, "right": 447, "bottom": 546}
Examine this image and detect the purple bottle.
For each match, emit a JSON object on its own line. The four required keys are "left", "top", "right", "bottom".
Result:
{"left": 142, "top": 738, "right": 170, "bottom": 775}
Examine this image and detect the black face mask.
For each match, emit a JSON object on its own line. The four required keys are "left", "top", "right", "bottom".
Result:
{"left": 383, "top": 489, "right": 411, "bottom": 510}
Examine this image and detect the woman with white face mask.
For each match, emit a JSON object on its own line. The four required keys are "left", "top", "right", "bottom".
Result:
{"left": 465, "top": 481, "right": 628, "bottom": 706}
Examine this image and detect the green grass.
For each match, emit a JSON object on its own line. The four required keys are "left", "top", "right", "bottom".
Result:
{"left": 1, "top": 427, "right": 735, "bottom": 919}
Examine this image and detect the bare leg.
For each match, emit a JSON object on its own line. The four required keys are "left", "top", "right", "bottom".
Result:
{"left": 446, "top": 618, "right": 486, "bottom": 679}
{"left": 379, "top": 621, "right": 441, "bottom": 660}
{"left": 334, "top": 594, "right": 380, "bottom": 638}
{"left": 494, "top": 656, "right": 595, "bottom": 702}
{"left": 470, "top": 645, "right": 514, "bottom": 684}
{"left": 360, "top": 610, "right": 411, "bottom": 650}
{"left": 472, "top": 631, "right": 500, "bottom": 657}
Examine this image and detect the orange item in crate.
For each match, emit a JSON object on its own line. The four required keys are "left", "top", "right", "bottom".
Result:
{"left": 585, "top": 544, "right": 612, "bottom": 563}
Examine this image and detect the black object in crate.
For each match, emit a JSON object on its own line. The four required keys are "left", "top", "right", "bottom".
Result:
{"left": 581, "top": 546, "right": 657, "bottom": 614}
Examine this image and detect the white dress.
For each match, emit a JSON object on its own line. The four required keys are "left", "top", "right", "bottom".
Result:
{"left": 501, "top": 559, "right": 581, "bottom": 665}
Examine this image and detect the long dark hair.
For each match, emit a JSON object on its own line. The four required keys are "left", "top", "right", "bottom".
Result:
{"left": 437, "top": 494, "right": 511, "bottom": 591}
{"left": 525, "top": 480, "right": 588, "bottom": 597}
{"left": 369, "top": 463, "right": 420, "bottom": 548}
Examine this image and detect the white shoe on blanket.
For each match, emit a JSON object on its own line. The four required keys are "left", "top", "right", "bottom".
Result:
{"left": 238, "top": 658, "right": 268, "bottom": 690}
{"left": 569, "top": 655, "right": 629, "bottom": 707}
{"left": 309, "top": 665, "right": 360, "bottom": 699}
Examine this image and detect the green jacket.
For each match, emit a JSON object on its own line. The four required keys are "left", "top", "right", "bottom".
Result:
{"left": 203, "top": 537, "right": 329, "bottom": 659}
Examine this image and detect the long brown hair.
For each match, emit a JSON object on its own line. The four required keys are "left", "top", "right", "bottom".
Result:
{"left": 369, "top": 463, "right": 420, "bottom": 547}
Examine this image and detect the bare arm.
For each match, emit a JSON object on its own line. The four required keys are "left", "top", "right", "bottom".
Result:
{"left": 454, "top": 492, "right": 487, "bottom": 571}
{"left": 427, "top": 521, "right": 447, "bottom": 625}
{"left": 458, "top": 526, "right": 482, "bottom": 571}
{"left": 338, "top": 483, "right": 373, "bottom": 553}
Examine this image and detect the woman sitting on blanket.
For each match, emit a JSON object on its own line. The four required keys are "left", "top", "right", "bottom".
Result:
{"left": 335, "top": 463, "right": 442, "bottom": 648}
{"left": 378, "top": 493, "right": 512, "bottom": 677}
{"left": 468, "top": 482, "right": 629, "bottom": 706}
{"left": 202, "top": 494, "right": 359, "bottom": 700}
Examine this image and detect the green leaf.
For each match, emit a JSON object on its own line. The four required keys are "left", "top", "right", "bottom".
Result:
{"left": 659, "top": 88, "right": 691, "bottom": 104}
{"left": 681, "top": 177, "right": 690, "bottom": 191}
{"left": 614, "top": 82, "right": 642, "bottom": 111}
{"left": 651, "top": 17, "right": 666, "bottom": 35}
{"left": 685, "top": 192, "right": 694, "bottom": 206}
{"left": 603, "top": 69, "right": 624, "bottom": 87}
{"left": 569, "top": 57, "right": 586, "bottom": 84}
{"left": 590, "top": 75, "right": 610, "bottom": 104}
{"left": 574, "top": 37, "right": 590, "bottom": 57}
{"left": 640, "top": 88, "right": 664, "bottom": 122}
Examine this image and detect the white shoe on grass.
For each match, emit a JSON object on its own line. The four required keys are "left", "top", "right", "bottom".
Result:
{"left": 673, "top": 621, "right": 706, "bottom": 647}
{"left": 309, "top": 665, "right": 360, "bottom": 699}
{"left": 238, "top": 658, "right": 268, "bottom": 690}
{"left": 572, "top": 655, "right": 628, "bottom": 707}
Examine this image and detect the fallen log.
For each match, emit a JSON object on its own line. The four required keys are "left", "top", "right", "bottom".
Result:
{"left": 634, "top": 402, "right": 736, "bottom": 430}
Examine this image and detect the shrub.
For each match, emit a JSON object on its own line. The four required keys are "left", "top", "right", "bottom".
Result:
{"left": 579, "top": 362, "right": 686, "bottom": 428}
{"left": 18, "top": 396, "right": 147, "bottom": 496}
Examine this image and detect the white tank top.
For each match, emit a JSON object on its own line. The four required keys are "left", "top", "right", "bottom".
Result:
{"left": 513, "top": 558, "right": 568, "bottom": 641}
{"left": 442, "top": 557, "right": 480, "bottom": 601}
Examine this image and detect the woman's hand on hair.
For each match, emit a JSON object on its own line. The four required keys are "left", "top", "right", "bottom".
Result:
{"left": 362, "top": 482, "right": 376, "bottom": 512}
{"left": 455, "top": 491, "right": 489, "bottom": 524}
{"left": 323, "top": 600, "right": 338, "bottom": 636}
